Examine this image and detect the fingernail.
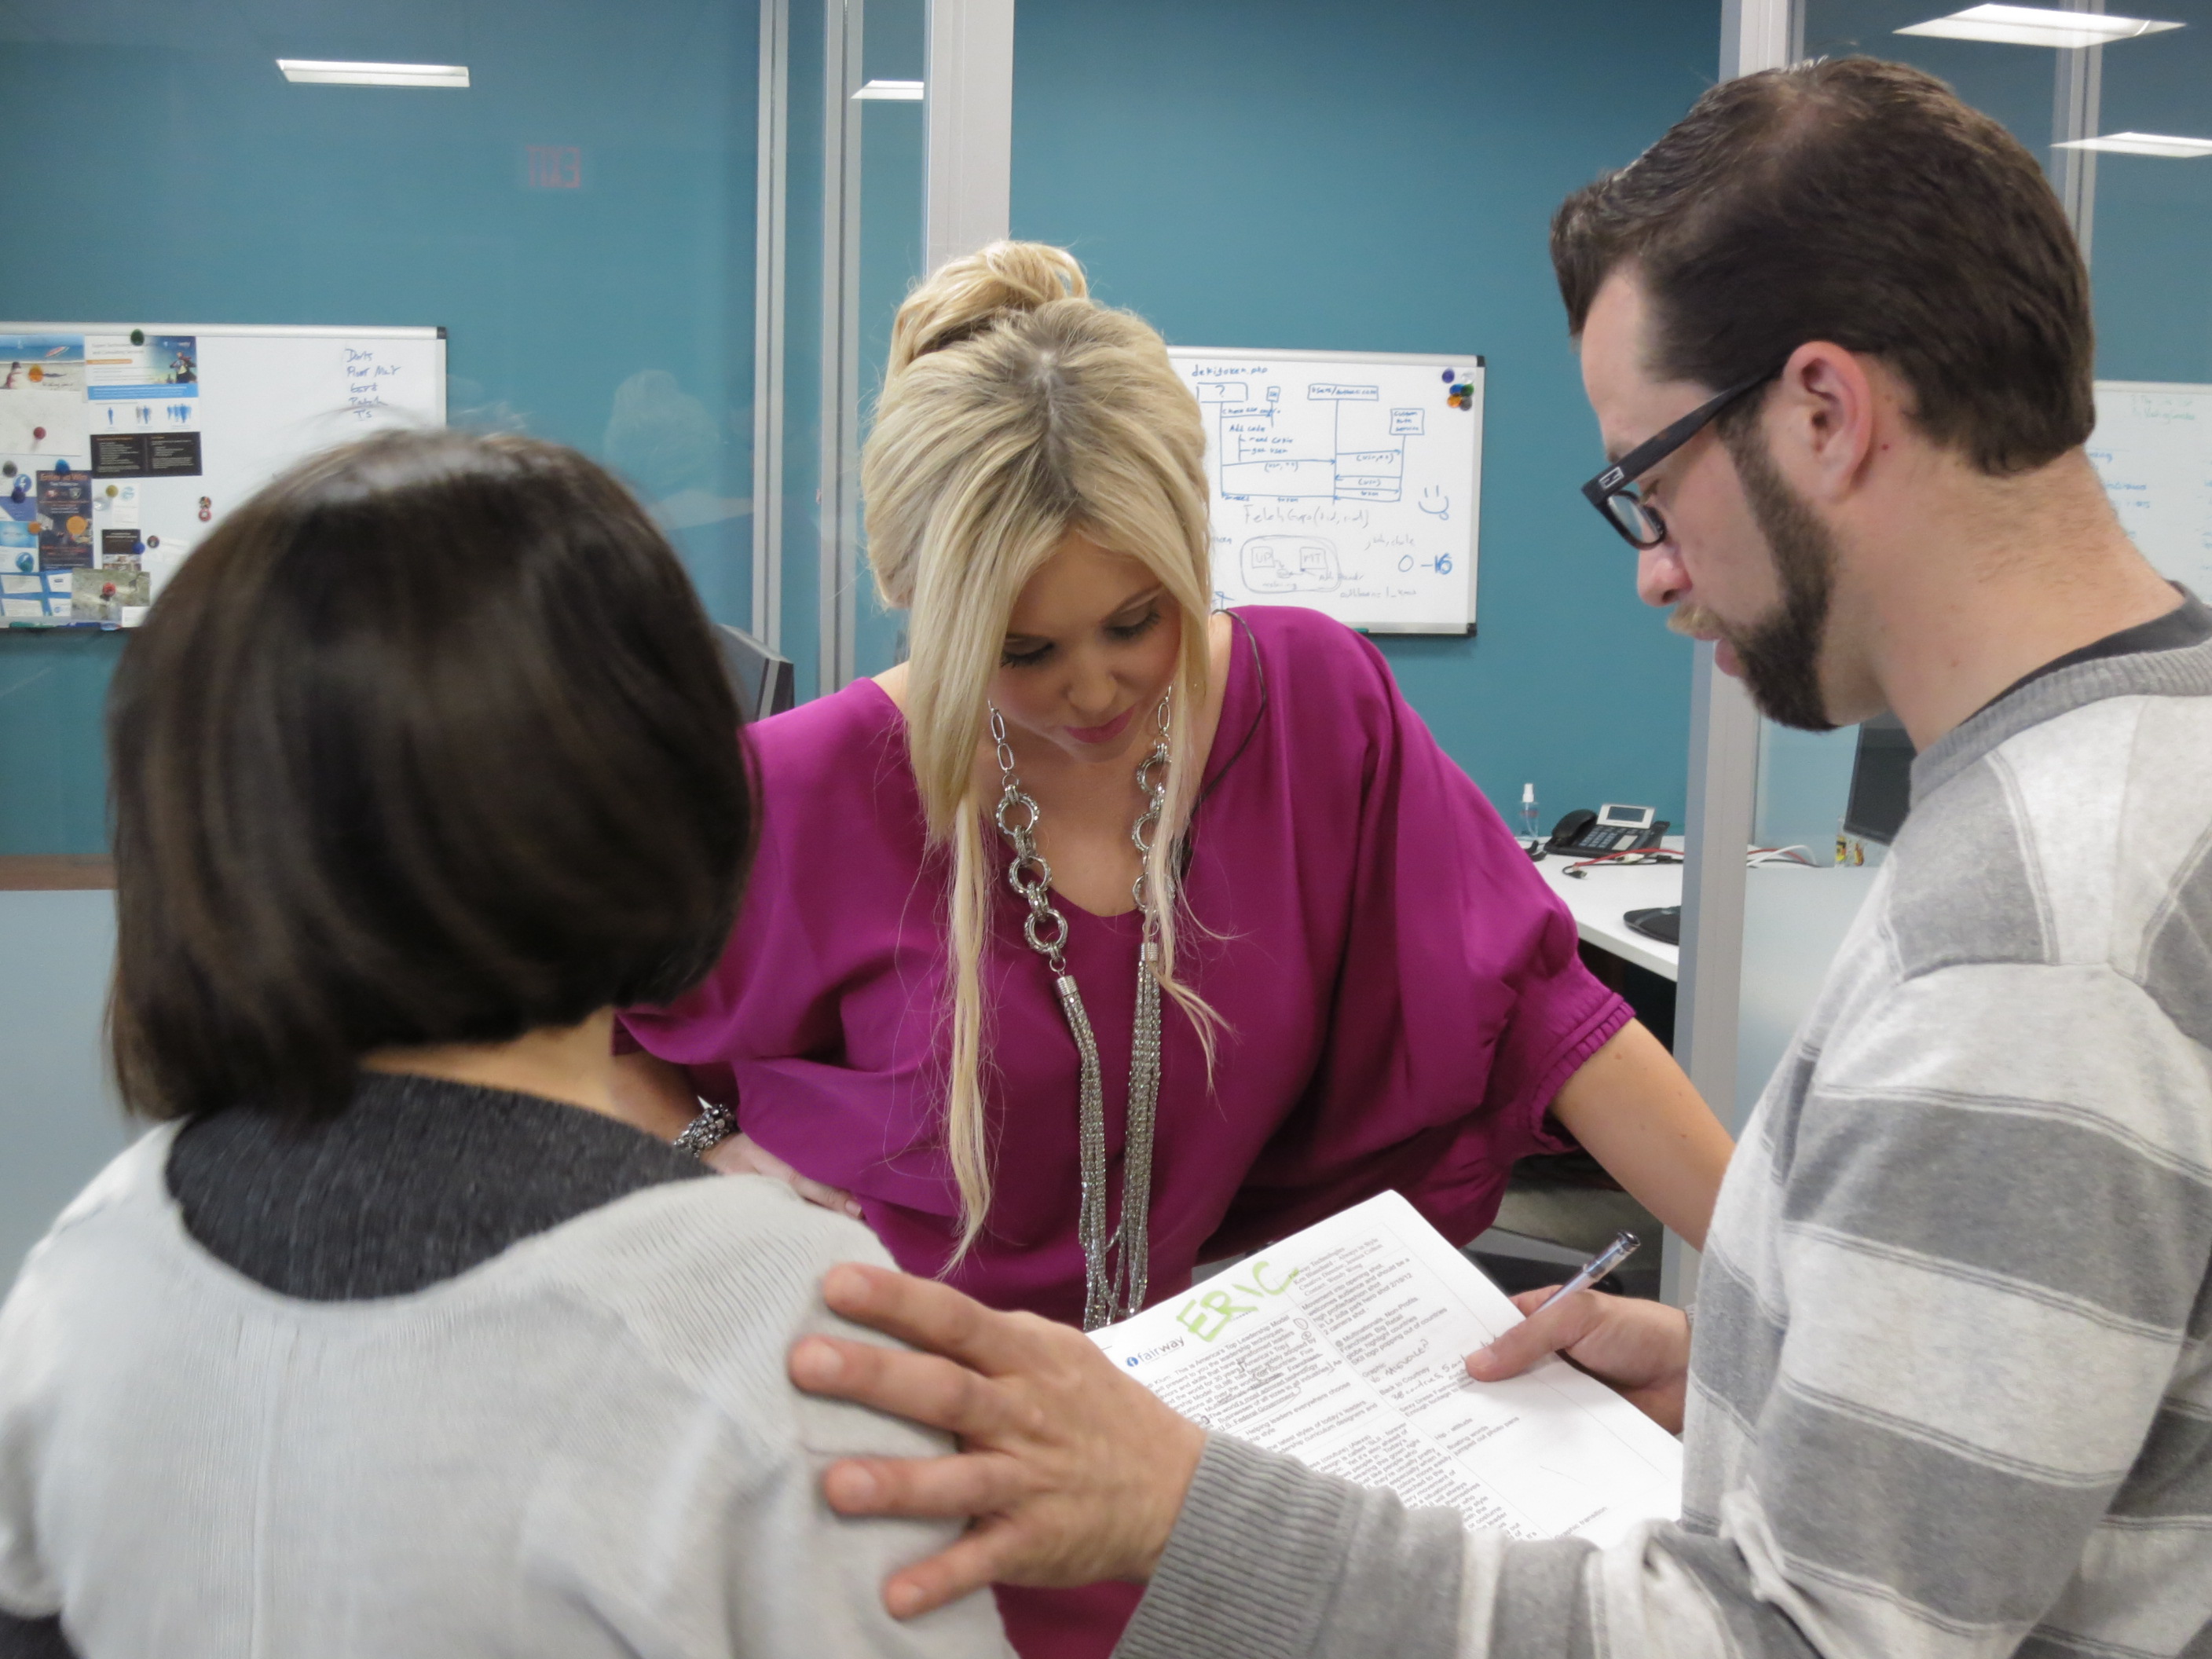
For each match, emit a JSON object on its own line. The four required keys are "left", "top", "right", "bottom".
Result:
{"left": 791, "top": 1339, "right": 842, "bottom": 1385}
{"left": 888, "top": 1580, "right": 924, "bottom": 1618}
{"left": 826, "top": 1462, "right": 880, "bottom": 1508}
{"left": 822, "top": 1264, "right": 869, "bottom": 1308}
{"left": 844, "top": 1199, "right": 865, "bottom": 1219}
{"left": 1466, "top": 1346, "right": 1498, "bottom": 1379}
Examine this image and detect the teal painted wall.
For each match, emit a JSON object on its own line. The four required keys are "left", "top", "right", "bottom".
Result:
{"left": 1009, "top": 0, "right": 1721, "bottom": 825}
{"left": 2, "top": 1, "right": 1726, "bottom": 848}
{"left": 0, "top": 0, "right": 759, "bottom": 854}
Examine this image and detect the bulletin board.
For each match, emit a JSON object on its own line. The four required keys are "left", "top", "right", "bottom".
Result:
{"left": 1, "top": 323, "right": 446, "bottom": 627}
{"left": 1168, "top": 346, "right": 1482, "bottom": 634}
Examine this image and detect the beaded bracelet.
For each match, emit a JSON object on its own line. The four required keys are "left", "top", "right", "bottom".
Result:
{"left": 672, "top": 1102, "right": 734, "bottom": 1159}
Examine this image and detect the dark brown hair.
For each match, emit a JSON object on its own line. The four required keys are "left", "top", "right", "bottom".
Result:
{"left": 1551, "top": 57, "right": 2093, "bottom": 474}
{"left": 108, "top": 429, "right": 750, "bottom": 1123}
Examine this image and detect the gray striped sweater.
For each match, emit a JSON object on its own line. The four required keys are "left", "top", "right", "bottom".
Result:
{"left": 1121, "top": 634, "right": 2212, "bottom": 1659}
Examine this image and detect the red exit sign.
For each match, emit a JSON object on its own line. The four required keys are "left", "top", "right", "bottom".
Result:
{"left": 526, "top": 145, "right": 581, "bottom": 189}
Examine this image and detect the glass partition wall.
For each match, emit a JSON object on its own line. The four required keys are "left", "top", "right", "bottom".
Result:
{"left": 0, "top": 0, "right": 770, "bottom": 854}
{"left": 1805, "top": 0, "right": 2212, "bottom": 386}
{"left": 760, "top": 0, "right": 928, "bottom": 700}
{"left": 1694, "top": 0, "right": 2212, "bottom": 1218}
{"left": 0, "top": 0, "right": 936, "bottom": 846}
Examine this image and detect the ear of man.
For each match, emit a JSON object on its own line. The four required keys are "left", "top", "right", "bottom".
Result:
{"left": 1755, "top": 342, "right": 1887, "bottom": 515}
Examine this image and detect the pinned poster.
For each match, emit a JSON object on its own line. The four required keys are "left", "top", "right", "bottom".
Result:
{"left": 0, "top": 570, "right": 79, "bottom": 621}
{"left": 86, "top": 334, "right": 203, "bottom": 479}
{"left": 1, "top": 518, "right": 34, "bottom": 575}
{"left": 35, "top": 470, "right": 93, "bottom": 570}
{"left": 90, "top": 430, "right": 202, "bottom": 479}
{"left": 71, "top": 565, "right": 149, "bottom": 625}
{"left": 0, "top": 334, "right": 90, "bottom": 474}
{"left": 0, "top": 334, "right": 86, "bottom": 395}
{"left": 86, "top": 332, "right": 197, "bottom": 400}
{"left": 95, "top": 479, "right": 142, "bottom": 565}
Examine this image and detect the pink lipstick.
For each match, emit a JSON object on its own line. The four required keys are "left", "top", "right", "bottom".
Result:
{"left": 1066, "top": 705, "right": 1136, "bottom": 745}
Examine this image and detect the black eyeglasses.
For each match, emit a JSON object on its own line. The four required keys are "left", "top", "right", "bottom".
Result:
{"left": 1580, "top": 366, "right": 1783, "bottom": 550}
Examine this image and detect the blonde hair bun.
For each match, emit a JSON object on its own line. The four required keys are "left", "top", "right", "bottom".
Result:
{"left": 888, "top": 240, "right": 1090, "bottom": 377}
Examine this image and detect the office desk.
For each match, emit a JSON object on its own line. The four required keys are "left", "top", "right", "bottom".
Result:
{"left": 1531, "top": 839, "right": 1683, "bottom": 980}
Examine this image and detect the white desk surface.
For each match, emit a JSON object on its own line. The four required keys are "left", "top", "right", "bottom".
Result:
{"left": 1529, "top": 837, "right": 1683, "bottom": 980}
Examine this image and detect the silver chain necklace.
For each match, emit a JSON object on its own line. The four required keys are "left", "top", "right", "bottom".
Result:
{"left": 991, "top": 694, "right": 1170, "bottom": 1331}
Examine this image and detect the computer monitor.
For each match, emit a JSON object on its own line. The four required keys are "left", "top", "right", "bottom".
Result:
{"left": 1842, "top": 714, "right": 1914, "bottom": 845}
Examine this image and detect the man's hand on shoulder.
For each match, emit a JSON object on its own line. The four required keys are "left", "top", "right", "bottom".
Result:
{"left": 1467, "top": 1287, "right": 1690, "bottom": 1434}
{"left": 788, "top": 1264, "right": 1207, "bottom": 1619}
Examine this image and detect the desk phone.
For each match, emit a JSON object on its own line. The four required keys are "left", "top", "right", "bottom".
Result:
{"left": 1547, "top": 803, "right": 1669, "bottom": 855}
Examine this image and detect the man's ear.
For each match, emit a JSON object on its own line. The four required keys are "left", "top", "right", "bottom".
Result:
{"left": 1765, "top": 341, "right": 1878, "bottom": 504}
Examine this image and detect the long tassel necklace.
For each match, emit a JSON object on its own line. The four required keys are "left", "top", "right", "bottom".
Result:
{"left": 991, "top": 694, "right": 1170, "bottom": 1331}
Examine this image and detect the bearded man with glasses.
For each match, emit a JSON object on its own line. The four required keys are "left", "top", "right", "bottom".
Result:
{"left": 779, "top": 56, "right": 2212, "bottom": 1659}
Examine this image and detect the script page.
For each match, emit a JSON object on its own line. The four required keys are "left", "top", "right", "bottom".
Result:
{"left": 1092, "top": 1191, "right": 1681, "bottom": 1544}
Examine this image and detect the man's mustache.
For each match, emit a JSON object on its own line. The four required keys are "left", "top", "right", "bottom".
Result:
{"left": 1668, "top": 602, "right": 1727, "bottom": 641}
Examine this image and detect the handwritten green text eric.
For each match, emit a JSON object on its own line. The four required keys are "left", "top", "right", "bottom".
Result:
{"left": 1174, "top": 1258, "right": 1302, "bottom": 1342}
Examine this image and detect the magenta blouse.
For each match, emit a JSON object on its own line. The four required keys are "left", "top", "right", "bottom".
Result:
{"left": 618, "top": 605, "right": 1630, "bottom": 1658}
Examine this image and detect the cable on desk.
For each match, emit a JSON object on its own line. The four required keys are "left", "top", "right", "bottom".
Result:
{"left": 1747, "top": 845, "right": 1820, "bottom": 867}
{"left": 1562, "top": 848, "right": 1683, "bottom": 877}
{"left": 1562, "top": 844, "right": 1821, "bottom": 878}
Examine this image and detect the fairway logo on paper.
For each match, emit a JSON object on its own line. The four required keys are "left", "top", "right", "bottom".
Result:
{"left": 1120, "top": 1339, "right": 1188, "bottom": 1370}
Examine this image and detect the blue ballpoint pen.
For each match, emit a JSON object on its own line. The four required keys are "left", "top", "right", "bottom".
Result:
{"left": 1533, "top": 1230, "right": 1640, "bottom": 1313}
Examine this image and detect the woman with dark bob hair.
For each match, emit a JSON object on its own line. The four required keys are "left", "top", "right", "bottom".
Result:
{"left": 0, "top": 430, "right": 1012, "bottom": 1659}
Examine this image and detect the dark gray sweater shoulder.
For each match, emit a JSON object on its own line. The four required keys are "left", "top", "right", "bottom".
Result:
{"left": 166, "top": 1071, "right": 708, "bottom": 1300}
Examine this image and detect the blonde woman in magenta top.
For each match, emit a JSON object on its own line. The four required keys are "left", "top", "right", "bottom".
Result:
{"left": 614, "top": 242, "right": 1733, "bottom": 1659}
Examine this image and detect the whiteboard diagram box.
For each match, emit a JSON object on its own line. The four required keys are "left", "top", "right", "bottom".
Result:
{"left": 1242, "top": 533, "right": 1341, "bottom": 594}
{"left": 1220, "top": 459, "right": 1339, "bottom": 498}
{"left": 1170, "top": 347, "right": 1481, "bottom": 634}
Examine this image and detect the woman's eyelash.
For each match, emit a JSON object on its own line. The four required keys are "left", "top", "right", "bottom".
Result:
{"left": 998, "top": 607, "right": 1162, "bottom": 668}
{"left": 1108, "top": 607, "right": 1163, "bottom": 640}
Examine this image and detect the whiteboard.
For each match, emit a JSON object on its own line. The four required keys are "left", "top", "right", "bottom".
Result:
{"left": 1, "top": 322, "right": 445, "bottom": 627}
{"left": 1169, "top": 347, "right": 1481, "bottom": 634}
{"left": 2088, "top": 379, "right": 2212, "bottom": 598}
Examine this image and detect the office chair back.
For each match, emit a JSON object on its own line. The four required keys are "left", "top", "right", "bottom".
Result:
{"left": 716, "top": 624, "right": 796, "bottom": 723}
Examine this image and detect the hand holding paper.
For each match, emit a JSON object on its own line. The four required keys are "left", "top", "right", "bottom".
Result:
{"left": 1090, "top": 1192, "right": 1681, "bottom": 1543}
{"left": 1467, "top": 1283, "right": 1691, "bottom": 1434}
{"left": 791, "top": 1193, "right": 1685, "bottom": 1618}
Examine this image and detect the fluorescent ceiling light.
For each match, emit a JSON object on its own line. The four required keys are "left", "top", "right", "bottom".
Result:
{"left": 1898, "top": 5, "right": 2180, "bottom": 47}
{"left": 2056, "top": 130, "right": 2212, "bottom": 156}
{"left": 277, "top": 59, "right": 471, "bottom": 88}
{"left": 851, "top": 79, "right": 924, "bottom": 101}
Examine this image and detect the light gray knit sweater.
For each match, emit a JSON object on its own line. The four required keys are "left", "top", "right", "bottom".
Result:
{"left": 0, "top": 1107, "right": 1015, "bottom": 1659}
{"left": 1122, "top": 632, "right": 2212, "bottom": 1659}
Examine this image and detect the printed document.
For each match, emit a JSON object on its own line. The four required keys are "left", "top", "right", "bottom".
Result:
{"left": 1092, "top": 1191, "right": 1682, "bottom": 1544}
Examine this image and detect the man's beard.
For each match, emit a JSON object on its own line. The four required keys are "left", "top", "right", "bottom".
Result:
{"left": 1668, "top": 428, "right": 1840, "bottom": 733}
